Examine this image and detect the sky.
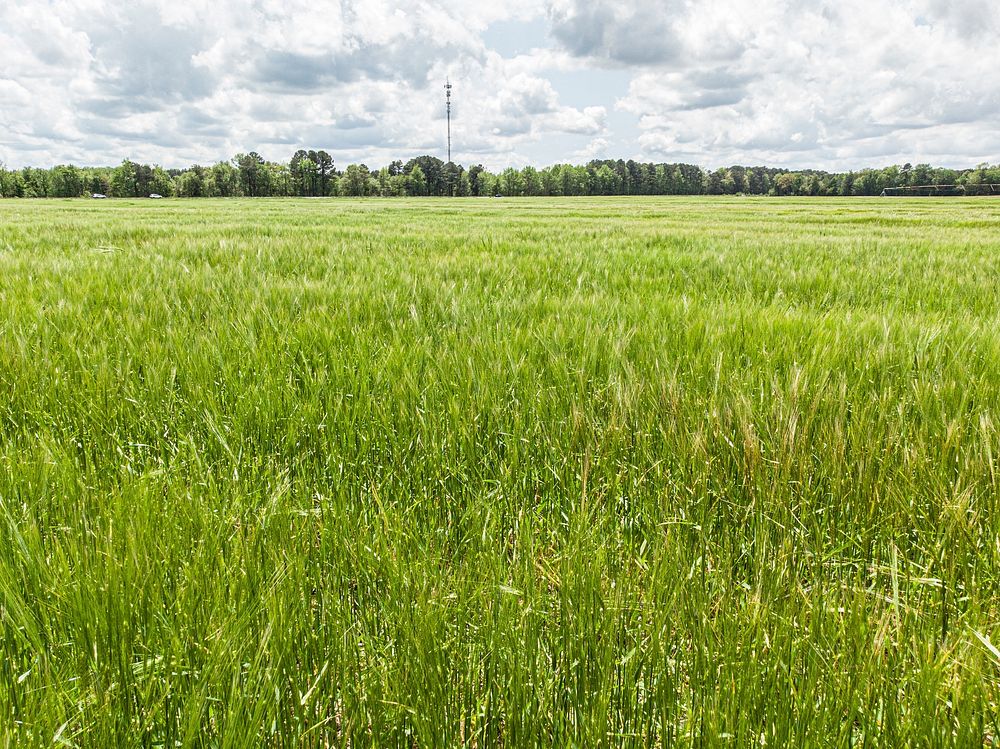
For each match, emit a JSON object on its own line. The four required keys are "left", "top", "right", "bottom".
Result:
{"left": 1, "top": 0, "right": 998, "bottom": 171}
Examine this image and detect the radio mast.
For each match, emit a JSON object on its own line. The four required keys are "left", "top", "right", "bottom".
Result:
{"left": 445, "top": 78, "right": 453, "bottom": 163}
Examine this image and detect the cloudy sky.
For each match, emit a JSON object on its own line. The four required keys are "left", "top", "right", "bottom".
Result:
{"left": 1, "top": 0, "right": 998, "bottom": 171}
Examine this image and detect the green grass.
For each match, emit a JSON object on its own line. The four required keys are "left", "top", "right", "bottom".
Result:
{"left": 1, "top": 196, "right": 999, "bottom": 747}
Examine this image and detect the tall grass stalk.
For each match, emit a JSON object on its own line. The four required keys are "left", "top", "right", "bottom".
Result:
{"left": 1, "top": 197, "right": 998, "bottom": 746}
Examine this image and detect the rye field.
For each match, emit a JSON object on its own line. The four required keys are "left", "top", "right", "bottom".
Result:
{"left": 1, "top": 196, "right": 999, "bottom": 747}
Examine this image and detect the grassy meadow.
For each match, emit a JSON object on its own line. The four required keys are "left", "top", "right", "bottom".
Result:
{"left": 1, "top": 196, "right": 999, "bottom": 746}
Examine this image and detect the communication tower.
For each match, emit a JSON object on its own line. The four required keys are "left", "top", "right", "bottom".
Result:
{"left": 445, "top": 79, "right": 453, "bottom": 163}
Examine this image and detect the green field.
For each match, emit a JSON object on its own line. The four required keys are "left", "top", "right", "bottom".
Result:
{"left": 1, "top": 197, "right": 999, "bottom": 746}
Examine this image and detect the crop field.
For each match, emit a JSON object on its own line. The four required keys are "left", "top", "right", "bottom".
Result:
{"left": 1, "top": 196, "right": 999, "bottom": 746}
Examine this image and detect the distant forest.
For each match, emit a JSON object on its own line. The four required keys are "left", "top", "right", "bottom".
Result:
{"left": 2, "top": 151, "right": 1000, "bottom": 198}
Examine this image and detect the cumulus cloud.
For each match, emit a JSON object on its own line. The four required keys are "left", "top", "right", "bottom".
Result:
{"left": 604, "top": 0, "right": 1000, "bottom": 167}
{"left": 0, "top": 0, "right": 598, "bottom": 168}
{"left": 0, "top": 0, "right": 997, "bottom": 170}
{"left": 573, "top": 137, "right": 611, "bottom": 161}
{"left": 548, "top": 0, "right": 686, "bottom": 65}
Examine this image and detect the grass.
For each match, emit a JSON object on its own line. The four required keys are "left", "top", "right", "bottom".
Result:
{"left": 1, "top": 196, "right": 999, "bottom": 747}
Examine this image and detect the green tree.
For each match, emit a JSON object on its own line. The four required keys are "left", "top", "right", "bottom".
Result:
{"left": 406, "top": 165, "right": 427, "bottom": 196}
{"left": 563, "top": 165, "right": 589, "bottom": 196}
{"left": 235, "top": 152, "right": 269, "bottom": 197}
{"left": 772, "top": 172, "right": 799, "bottom": 196}
{"left": 442, "top": 161, "right": 462, "bottom": 196}
{"left": 0, "top": 164, "right": 15, "bottom": 197}
{"left": 177, "top": 166, "right": 208, "bottom": 197}
{"left": 499, "top": 167, "right": 523, "bottom": 196}
{"left": 109, "top": 160, "right": 139, "bottom": 198}
{"left": 50, "top": 165, "right": 84, "bottom": 198}
{"left": 85, "top": 169, "right": 112, "bottom": 197}
{"left": 211, "top": 162, "right": 241, "bottom": 197}
{"left": 316, "top": 151, "right": 335, "bottom": 196}
{"left": 404, "top": 156, "right": 446, "bottom": 195}
{"left": 592, "top": 164, "right": 617, "bottom": 195}
{"left": 269, "top": 162, "right": 292, "bottom": 197}
{"left": 540, "top": 166, "right": 563, "bottom": 196}
{"left": 339, "top": 164, "right": 372, "bottom": 197}
{"left": 467, "top": 165, "right": 486, "bottom": 197}
{"left": 290, "top": 150, "right": 317, "bottom": 196}
{"left": 521, "top": 166, "right": 542, "bottom": 196}
{"left": 19, "top": 168, "right": 49, "bottom": 197}
{"left": 150, "top": 167, "right": 175, "bottom": 197}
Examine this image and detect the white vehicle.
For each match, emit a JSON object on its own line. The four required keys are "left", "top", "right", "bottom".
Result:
{"left": 149, "top": 193, "right": 163, "bottom": 199}
{"left": 91, "top": 193, "right": 107, "bottom": 199}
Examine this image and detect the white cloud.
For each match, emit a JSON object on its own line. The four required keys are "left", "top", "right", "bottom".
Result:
{"left": 601, "top": 0, "right": 1000, "bottom": 168}
{"left": 0, "top": 0, "right": 998, "bottom": 170}
{"left": 0, "top": 0, "right": 586, "bottom": 168}
{"left": 573, "top": 137, "right": 611, "bottom": 161}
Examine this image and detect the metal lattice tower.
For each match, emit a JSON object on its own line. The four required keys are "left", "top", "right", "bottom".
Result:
{"left": 445, "top": 79, "right": 453, "bottom": 163}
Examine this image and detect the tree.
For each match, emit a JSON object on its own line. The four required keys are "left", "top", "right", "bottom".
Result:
{"left": 406, "top": 165, "right": 427, "bottom": 196}
{"left": 85, "top": 170, "right": 111, "bottom": 197}
{"left": 316, "top": 151, "right": 335, "bottom": 196}
{"left": 0, "top": 164, "right": 15, "bottom": 198}
{"left": 235, "top": 152, "right": 269, "bottom": 197}
{"left": 149, "top": 167, "right": 175, "bottom": 197}
{"left": 563, "top": 165, "right": 589, "bottom": 196}
{"left": 177, "top": 166, "right": 209, "bottom": 197}
{"left": 908, "top": 164, "right": 933, "bottom": 186}
{"left": 50, "top": 165, "right": 84, "bottom": 198}
{"left": 521, "top": 166, "right": 542, "bottom": 196}
{"left": 134, "top": 162, "right": 155, "bottom": 196}
{"left": 110, "top": 160, "right": 139, "bottom": 198}
{"left": 477, "top": 170, "right": 499, "bottom": 197}
{"left": 592, "top": 164, "right": 617, "bottom": 195}
{"left": 729, "top": 166, "right": 748, "bottom": 194}
{"left": 339, "top": 164, "right": 372, "bottom": 197}
{"left": 404, "top": 156, "right": 446, "bottom": 195}
{"left": 838, "top": 172, "right": 855, "bottom": 197}
{"left": 773, "top": 172, "right": 800, "bottom": 196}
{"left": 290, "top": 150, "right": 310, "bottom": 196}
{"left": 269, "top": 162, "right": 292, "bottom": 197}
{"left": 541, "top": 165, "right": 563, "bottom": 196}
{"left": 19, "top": 168, "right": 49, "bottom": 197}
{"left": 211, "top": 162, "right": 241, "bottom": 197}
{"left": 6, "top": 155, "right": 998, "bottom": 201}
{"left": 442, "top": 161, "right": 462, "bottom": 196}
{"left": 290, "top": 150, "right": 321, "bottom": 196}
{"left": 467, "top": 164, "right": 486, "bottom": 196}
{"left": 499, "top": 167, "right": 523, "bottom": 196}
{"left": 375, "top": 167, "right": 398, "bottom": 197}
{"left": 706, "top": 168, "right": 727, "bottom": 195}
{"left": 854, "top": 170, "right": 879, "bottom": 196}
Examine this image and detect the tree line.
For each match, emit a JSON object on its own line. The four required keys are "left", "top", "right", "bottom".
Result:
{"left": 2, "top": 151, "right": 999, "bottom": 198}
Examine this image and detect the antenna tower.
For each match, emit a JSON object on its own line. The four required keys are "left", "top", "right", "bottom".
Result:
{"left": 445, "top": 79, "right": 453, "bottom": 163}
